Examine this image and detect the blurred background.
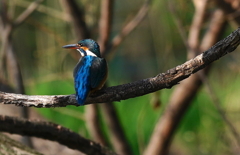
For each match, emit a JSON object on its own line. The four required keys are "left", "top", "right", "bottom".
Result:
{"left": 1, "top": 0, "right": 240, "bottom": 155}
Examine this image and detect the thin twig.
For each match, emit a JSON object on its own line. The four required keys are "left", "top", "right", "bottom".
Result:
{"left": 104, "top": 0, "right": 151, "bottom": 56}
{"left": 168, "top": 0, "right": 188, "bottom": 48}
{"left": 198, "top": 72, "right": 240, "bottom": 149}
{"left": 14, "top": 0, "right": 44, "bottom": 26}
{"left": 15, "top": 0, "right": 68, "bottom": 21}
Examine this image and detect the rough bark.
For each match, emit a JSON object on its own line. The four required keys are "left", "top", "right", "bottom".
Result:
{"left": 0, "top": 28, "right": 240, "bottom": 107}
{"left": 0, "top": 115, "right": 117, "bottom": 155}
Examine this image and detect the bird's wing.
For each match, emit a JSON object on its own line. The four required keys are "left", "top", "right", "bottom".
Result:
{"left": 90, "top": 57, "right": 108, "bottom": 89}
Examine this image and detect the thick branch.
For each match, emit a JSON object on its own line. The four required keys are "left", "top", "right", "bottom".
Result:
{"left": 0, "top": 115, "right": 116, "bottom": 155}
{"left": 0, "top": 28, "right": 240, "bottom": 107}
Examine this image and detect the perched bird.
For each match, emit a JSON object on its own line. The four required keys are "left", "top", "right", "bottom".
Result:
{"left": 62, "top": 39, "right": 108, "bottom": 105}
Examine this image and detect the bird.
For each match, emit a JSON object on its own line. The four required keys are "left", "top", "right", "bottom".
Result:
{"left": 62, "top": 39, "right": 108, "bottom": 105}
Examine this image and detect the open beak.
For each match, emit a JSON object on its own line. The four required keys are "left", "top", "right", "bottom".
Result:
{"left": 62, "top": 44, "right": 80, "bottom": 49}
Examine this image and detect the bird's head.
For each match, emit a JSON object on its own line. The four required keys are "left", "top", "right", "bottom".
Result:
{"left": 62, "top": 39, "right": 101, "bottom": 57}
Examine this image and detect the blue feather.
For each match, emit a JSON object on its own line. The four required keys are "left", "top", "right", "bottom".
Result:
{"left": 74, "top": 56, "right": 94, "bottom": 105}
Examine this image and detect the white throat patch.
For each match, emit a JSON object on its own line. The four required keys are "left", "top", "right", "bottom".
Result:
{"left": 77, "top": 49, "right": 97, "bottom": 57}
{"left": 86, "top": 49, "right": 97, "bottom": 57}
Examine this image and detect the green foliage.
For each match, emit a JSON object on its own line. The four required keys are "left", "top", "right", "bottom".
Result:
{"left": 6, "top": 0, "right": 240, "bottom": 154}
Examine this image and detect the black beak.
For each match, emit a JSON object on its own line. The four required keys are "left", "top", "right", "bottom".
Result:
{"left": 62, "top": 44, "right": 80, "bottom": 49}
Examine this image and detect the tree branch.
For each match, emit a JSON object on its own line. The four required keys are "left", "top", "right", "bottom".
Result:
{"left": 14, "top": 0, "right": 43, "bottom": 26}
{"left": 143, "top": 4, "right": 227, "bottom": 154}
{"left": 215, "top": 0, "right": 240, "bottom": 25}
{"left": 85, "top": 104, "right": 108, "bottom": 145}
{"left": 0, "top": 28, "right": 240, "bottom": 107}
{"left": 84, "top": 0, "right": 114, "bottom": 147}
{"left": 0, "top": 115, "right": 117, "bottom": 155}
{"left": 187, "top": 0, "right": 209, "bottom": 55}
{"left": 100, "top": 102, "right": 132, "bottom": 155}
{"left": 60, "top": 0, "right": 90, "bottom": 39}
{"left": 104, "top": 0, "right": 151, "bottom": 56}
{"left": 97, "top": 0, "right": 133, "bottom": 154}
{"left": 98, "top": 0, "right": 114, "bottom": 52}
{"left": 168, "top": 0, "right": 188, "bottom": 47}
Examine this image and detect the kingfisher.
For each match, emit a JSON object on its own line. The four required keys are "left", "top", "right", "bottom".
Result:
{"left": 62, "top": 39, "right": 108, "bottom": 105}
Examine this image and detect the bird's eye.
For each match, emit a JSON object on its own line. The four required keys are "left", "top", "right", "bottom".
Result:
{"left": 79, "top": 43, "right": 83, "bottom": 47}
